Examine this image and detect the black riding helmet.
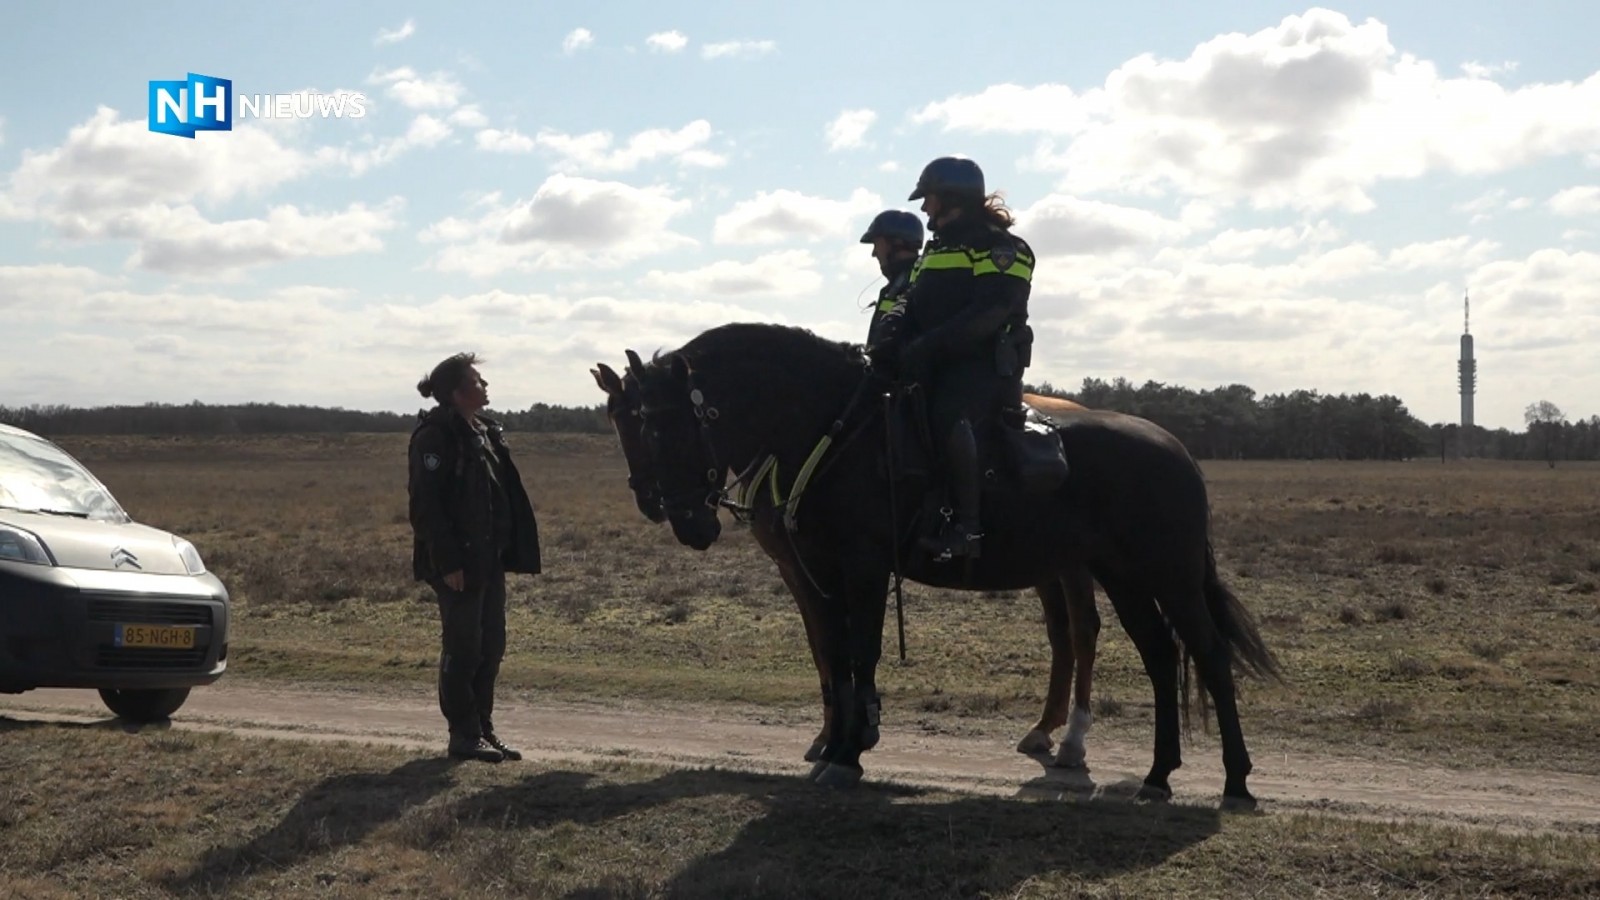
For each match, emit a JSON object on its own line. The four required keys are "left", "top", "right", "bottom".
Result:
{"left": 908, "top": 156, "right": 985, "bottom": 203}
{"left": 859, "top": 210, "right": 924, "bottom": 246}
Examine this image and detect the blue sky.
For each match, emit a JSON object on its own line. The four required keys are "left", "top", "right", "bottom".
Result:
{"left": 2, "top": 1, "right": 1596, "bottom": 429}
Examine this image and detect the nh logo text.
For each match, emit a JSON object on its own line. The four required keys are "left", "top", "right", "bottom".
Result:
{"left": 148, "top": 73, "right": 231, "bottom": 138}
{"left": 147, "top": 73, "right": 368, "bottom": 138}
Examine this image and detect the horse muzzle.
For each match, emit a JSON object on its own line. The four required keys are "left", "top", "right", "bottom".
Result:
{"left": 666, "top": 505, "right": 721, "bottom": 550}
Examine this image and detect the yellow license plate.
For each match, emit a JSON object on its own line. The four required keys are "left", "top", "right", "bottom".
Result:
{"left": 117, "top": 624, "right": 196, "bottom": 649}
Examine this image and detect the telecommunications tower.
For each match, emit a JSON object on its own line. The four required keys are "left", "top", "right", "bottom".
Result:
{"left": 1459, "top": 291, "right": 1476, "bottom": 452}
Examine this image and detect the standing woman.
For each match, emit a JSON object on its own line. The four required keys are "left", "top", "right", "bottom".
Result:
{"left": 409, "top": 352, "right": 542, "bottom": 763}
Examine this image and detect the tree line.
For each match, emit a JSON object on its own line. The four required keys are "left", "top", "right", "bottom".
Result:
{"left": 1027, "top": 378, "right": 1599, "bottom": 462}
{"left": 0, "top": 401, "right": 607, "bottom": 437}
{"left": 3, "top": 384, "right": 1595, "bottom": 462}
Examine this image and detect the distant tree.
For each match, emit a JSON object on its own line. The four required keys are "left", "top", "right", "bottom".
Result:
{"left": 1524, "top": 400, "right": 1567, "bottom": 468}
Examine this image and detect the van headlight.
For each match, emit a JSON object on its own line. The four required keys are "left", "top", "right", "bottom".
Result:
{"left": 0, "top": 526, "right": 54, "bottom": 565}
{"left": 173, "top": 537, "right": 207, "bottom": 576}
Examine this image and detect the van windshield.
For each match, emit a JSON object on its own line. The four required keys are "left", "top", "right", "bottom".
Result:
{"left": 0, "top": 432, "right": 130, "bottom": 523}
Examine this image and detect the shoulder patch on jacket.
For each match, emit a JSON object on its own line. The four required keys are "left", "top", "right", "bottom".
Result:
{"left": 423, "top": 452, "right": 441, "bottom": 471}
{"left": 991, "top": 244, "right": 1016, "bottom": 271}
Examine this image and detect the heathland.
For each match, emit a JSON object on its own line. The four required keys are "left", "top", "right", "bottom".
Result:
{"left": 3, "top": 433, "right": 1597, "bottom": 898}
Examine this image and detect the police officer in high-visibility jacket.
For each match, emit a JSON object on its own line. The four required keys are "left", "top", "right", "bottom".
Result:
{"left": 859, "top": 209, "right": 924, "bottom": 358}
{"left": 896, "top": 157, "right": 1035, "bottom": 561}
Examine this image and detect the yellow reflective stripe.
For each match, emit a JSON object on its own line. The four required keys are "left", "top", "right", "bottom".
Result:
{"left": 876, "top": 298, "right": 898, "bottom": 313}
{"left": 910, "top": 245, "right": 1035, "bottom": 281}
{"left": 917, "top": 250, "right": 977, "bottom": 270}
{"left": 970, "top": 246, "right": 1034, "bottom": 280}
{"left": 973, "top": 259, "right": 1033, "bottom": 279}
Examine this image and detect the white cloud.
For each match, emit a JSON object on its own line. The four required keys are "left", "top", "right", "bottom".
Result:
{"left": 1201, "top": 223, "right": 1341, "bottom": 260}
{"left": 52, "top": 286, "right": 343, "bottom": 336}
{"left": 1549, "top": 185, "right": 1600, "bottom": 217}
{"left": 914, "top": 83, "right": 1090, "bottom": 135}
{"left": 701, "top": 40, "right": 776, "bottom": 60}
{"left": 367, "top": 67, "right": 465, "bottom": 110}
{"left": 448, "top": 105, "right": 488, "bottom": 128}
{"left": 0, "top": 108, "right": 313, "bottom": 219}
{"left": 1387, "top": 237, "right": 1501, "bottom": 271}
{"left": 643, "top": 250, "right": 823, "bottom": 297}
{"left": 917, "top": 10, "right": 1600, "bottom": 212}
{"left": 123, "top": 200, "right": 404, "bottom": 275}
{"left": 713, "top": 188, "right": 882, "bottom": 244}
{"left": 340, "top": 114, "right": 452, "bottom": 174}
{"left": 476, "top": 128, "right": 536, "bottom": 153}
{"left": 534, "top": 120, "right": 725, "bottom": 172}
{"left": 1472, "top": 249, "right": 1600, "bottom": 321}
{"left": 7, "top": 271, "right": 788, "bottom": 411}
{"left": 0, "top": 107, "right": 410, "bottom": 276}
{"left": 374, "top": 19, "right": 416, "bottom": 46}
{"left": 646, "top": 30, "right": 688, "bottom": 53}
{"left": 825, "top": 109, "right": 877, "bottom": 151}
{"left": 877, "top": 161, "right": 900, "bottom": 173}
{"left": 1461, "top": 60, "right": 1517, "bottom": 79}
{"left": 1454, "top": 188, "right": 1534, "bottom": 224}
{"left": 563, "top": 28, "right": 594, "bottom": 54}
{"left": 423, "top": 174, "right": 695, "bottom": 277}
{"left": 1016, "top": 195, "right": 1191, "bottom": 256}
{"left": 0, "top": 264, "right": 118, "bottom": 310}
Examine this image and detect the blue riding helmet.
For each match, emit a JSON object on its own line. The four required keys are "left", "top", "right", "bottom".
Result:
{"left": 859, "top": 210, "right": 925, "bottom": 246}
{"left": 908, "top": 156, "right": 986, "bottom": 203}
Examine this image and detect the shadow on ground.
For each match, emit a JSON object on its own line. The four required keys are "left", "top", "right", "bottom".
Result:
{"left": 173, "top": 756, "right": 1220, "bottom": 898}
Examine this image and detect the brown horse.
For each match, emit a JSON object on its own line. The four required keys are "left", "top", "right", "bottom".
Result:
{"left": 592, "top": 361, "right": 1102, "bottom": 767}
{"left": 624, "top": 323, "right": 1278, "bottom": 807}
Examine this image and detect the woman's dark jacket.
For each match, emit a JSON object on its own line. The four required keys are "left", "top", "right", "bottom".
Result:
{"left": 408, "top": 406, "right": 541, "bottom": 581}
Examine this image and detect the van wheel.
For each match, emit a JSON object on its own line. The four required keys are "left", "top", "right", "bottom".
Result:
{"left": 98, "top": 687, "right": 191, "bottom": 722}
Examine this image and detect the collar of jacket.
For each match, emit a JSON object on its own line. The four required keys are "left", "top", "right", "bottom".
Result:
{"left": 883, "top": 256, "right": 916, "bottom": 283}
{"left": 419, "top": 405, "right": 504, "bottom": 439}
{"left": 929, "top": 214, "right": 989, "bottom": 242}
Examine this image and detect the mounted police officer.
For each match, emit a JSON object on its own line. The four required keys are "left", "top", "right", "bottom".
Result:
{"left": 859, "top": 209, "right": 924, "bottom": 357}
{"left": 895, "top": 157, "right": 1035, "bottom": 561}
{"left": 409, "top": 352, "right": 542, "bottom": 763}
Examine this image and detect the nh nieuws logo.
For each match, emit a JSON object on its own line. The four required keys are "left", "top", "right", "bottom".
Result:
{"left": 148, "top": 73, "right": 367, "bottom": 138}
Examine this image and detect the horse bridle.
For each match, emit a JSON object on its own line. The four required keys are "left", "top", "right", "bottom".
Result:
{"left": 608, "top": 385, "right": 668, "bottom": 516}
{"left": 639, "top": 378, "right": 731, "bottom": 517}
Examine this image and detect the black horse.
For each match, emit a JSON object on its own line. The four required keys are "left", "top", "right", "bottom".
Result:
{"left": 593, "top": 361, "right": 1103, "bottom": 768}
{"left": 627, "top": 323, "right": 1278, "bottom": 808}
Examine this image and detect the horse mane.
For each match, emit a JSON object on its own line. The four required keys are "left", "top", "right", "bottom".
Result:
{"left": 639, "top": 322, "right": 865, "bottom": 450}
{"left": 672, "top": 323, "right": 860, "bottom": 376}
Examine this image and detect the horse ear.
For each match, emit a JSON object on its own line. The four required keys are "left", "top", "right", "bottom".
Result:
{"left": 625, "top": 349, "right": 646, "bottom": 380}
{"left": 593, "top": 363, "right": 624, "bottom": 395}
{"left": 668, "top": 353, "right": 691, "bottom": 385}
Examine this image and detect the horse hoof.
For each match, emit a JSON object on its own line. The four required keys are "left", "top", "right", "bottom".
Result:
{"left": 814, "top": 763, "right": 863, "bottom": 789}
{"left": 1220, "top": 793, "right": 1259, "bottom": 813}
{"left": 807, "top": 759, "right": 831, "bottom": 781}
{"left": 1052, "top": 742, "right": 1087, "bottom": 769}
{"left": 1016, "top": 728, "right": 1053, "bottom": 755}
{"left": 803, "top": 738, "right": 827, "bottom": 763}
{"left": 1136, "top": 783, "right": 1173, "bottom": 803}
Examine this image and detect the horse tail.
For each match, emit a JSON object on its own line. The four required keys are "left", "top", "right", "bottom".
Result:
{"left": 1179, "top": 636, "right": 1196, "bottom": 734}
{"left": 1203, "top": 541, "right": 1281, "bottom": 680}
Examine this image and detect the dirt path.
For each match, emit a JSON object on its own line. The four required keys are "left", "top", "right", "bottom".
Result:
{"left": 4, "top": 682, "right": 1597, "bottom": 835}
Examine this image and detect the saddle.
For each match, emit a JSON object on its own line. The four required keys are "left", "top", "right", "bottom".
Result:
{"left": 883, "top": 387, "right": 1069, "bottom": 555}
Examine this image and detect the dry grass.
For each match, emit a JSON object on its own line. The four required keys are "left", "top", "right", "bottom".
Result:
{"left": 2, "top": 720, "right": 1597, "bottom": 899}
{"left": 55, "top": 436, "right": 1600, "bottom": 775}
